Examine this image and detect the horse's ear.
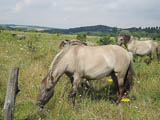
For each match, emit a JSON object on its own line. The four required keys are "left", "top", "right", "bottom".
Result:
{"left": 59, "top": 40, "right": 65, "bottom": 49}
{"left": 63, "top": 40, "right": 68, "bottom": 44}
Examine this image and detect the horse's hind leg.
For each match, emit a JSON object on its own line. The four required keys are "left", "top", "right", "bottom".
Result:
{"left": 111, "top": 72, "right": 119, "bottom": 97}
{"left": 150, "top": 48, "right": 157, "bottom": 62}
{"left": 81, "top": 80, "right": 90, "bottom": 90}
{"left": 116, "top": 74, "right": 125, "bottom": 104}
{"left": 85, "top": 80, "right": 90, "bottom": 89}
{"left": 156, "top": 47, "right": 160, "bottom": 63}
{"left": 111, "top": 71, "right": 125, "bottom": 104}
{"left": 71, "top": 73, "right": 81, "bottom": 107}
{"left": 148, "top": 52, "right": 153, "bottom": 64}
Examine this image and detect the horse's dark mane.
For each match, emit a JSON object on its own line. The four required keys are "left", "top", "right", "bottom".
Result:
{"left": 59, "top": 39, "right": 88, "bottom": 49}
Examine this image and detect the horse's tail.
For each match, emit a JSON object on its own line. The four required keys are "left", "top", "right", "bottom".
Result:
{"left": 124, "top": 59, "right": 134, "bottom": 93}
{"left": 156, "top": 46, "right": 160, "bottom": 63}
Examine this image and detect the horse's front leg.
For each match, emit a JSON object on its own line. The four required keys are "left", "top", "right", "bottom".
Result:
{"left": 70, "top": 76, "right": 74, "bottom": 87}
{"left": 65, "top": 73, "right": 75, "bottom": 98}
{"left": 72, "top": 74, "right": 81, "bottom": 107}
{"left": 65, "top": 72, "right": 74, "bottom": 86}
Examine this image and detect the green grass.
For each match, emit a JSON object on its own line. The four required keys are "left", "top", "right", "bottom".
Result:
{"left": 0, "top": 31, "right": 160, "bottom": 120}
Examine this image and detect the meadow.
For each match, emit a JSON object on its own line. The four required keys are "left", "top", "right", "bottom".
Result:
{"left": 0, "top": 31, "right": 160, "bottom": 120}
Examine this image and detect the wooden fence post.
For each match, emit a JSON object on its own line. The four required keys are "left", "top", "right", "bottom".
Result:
{"left": 4, "top": 67, "right": 20, "bottom": 120}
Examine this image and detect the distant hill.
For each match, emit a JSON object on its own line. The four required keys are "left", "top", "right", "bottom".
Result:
{"left": 43, "top": 25, "right": 118, "bottom": 34}
{"left": 0, "top": 24, "right": 160, "bottom": 34}
{"left": 0, "top": 24, "right": 52, "bottom": 31}
{"left": 0, "top": 24, "right": 117, "bottom": 33}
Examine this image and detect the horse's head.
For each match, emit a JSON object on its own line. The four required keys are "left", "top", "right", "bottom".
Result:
{"left": 117, "top": 35, "right": 125, "bottom": 46}
{"left": 117, "top": 35, "right": 130, "bottom": 46}
{"left": 37, "top": 72, "right": 54, "bottom": 110}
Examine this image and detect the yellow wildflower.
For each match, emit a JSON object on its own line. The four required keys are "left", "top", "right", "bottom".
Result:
{"left": 107, "top": 78, "right": 113, "bottom": 83}
{"left": 121, "top": 98, "right": 130, "bottom": 102}
{"left": 38, "top": 118, "right": 44, "bottom": 120}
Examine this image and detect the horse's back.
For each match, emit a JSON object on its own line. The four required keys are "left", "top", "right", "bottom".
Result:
{"left": 130, "top": 39, "right": 158, "bottom": 56}
{"left": 65, "top": 45, "right": 131, "bottom": 79}
{"left": 70, "top": 45, "right": 130, "bottom": 61}
{"left": 145, "top": 40, "right": 158, "bottom": 49}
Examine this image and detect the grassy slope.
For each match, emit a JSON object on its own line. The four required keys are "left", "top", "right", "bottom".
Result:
{"left": 0, "top": 31, "right": 160, "bottom": 120}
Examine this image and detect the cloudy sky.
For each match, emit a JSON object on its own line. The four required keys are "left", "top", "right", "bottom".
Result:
{"left": 0, "top": 0, "right": 160, "bottom": 28}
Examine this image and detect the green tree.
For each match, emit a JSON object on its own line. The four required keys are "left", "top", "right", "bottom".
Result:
{"left": 76, "top": 33, "right": 87, "bottom": 42}
{"left": 1, "top": 26, "right": 7, "bottom": 31}
{"left": 97, "top": 35, "right": 113, "bottom": 45}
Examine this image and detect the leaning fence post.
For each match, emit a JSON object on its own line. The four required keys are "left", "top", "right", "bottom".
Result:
{"left": 4, "top": 67, "right": 20, "bottom": 120}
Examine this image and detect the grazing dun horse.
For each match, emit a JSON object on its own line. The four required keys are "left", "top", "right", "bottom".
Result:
{"left": 117, "top": 35, "right": 160, "bottom": 63}
{"left": 37, "top": 45, "right": 134, "bottom": 110}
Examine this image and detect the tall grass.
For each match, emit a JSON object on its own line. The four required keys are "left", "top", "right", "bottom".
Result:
{"left": 0, "top": 31, "right": 160, "bottom": 120}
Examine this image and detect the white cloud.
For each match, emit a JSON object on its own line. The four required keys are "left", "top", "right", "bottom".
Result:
{"left": 13, "top": 0, "right": 32, "bottom": 13}
{"left": 0, "top": 0, "right": 160, "bottom": 28}
{"left": 13, "top": 0, "right": 53, "bottom": 13}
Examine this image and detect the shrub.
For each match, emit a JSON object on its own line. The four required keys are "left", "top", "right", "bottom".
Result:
{"left": 76, "top": 33, "right": 87, "bottom": 42}
{"left": 97, "top": 35, "right": 113, "bottom": 45}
